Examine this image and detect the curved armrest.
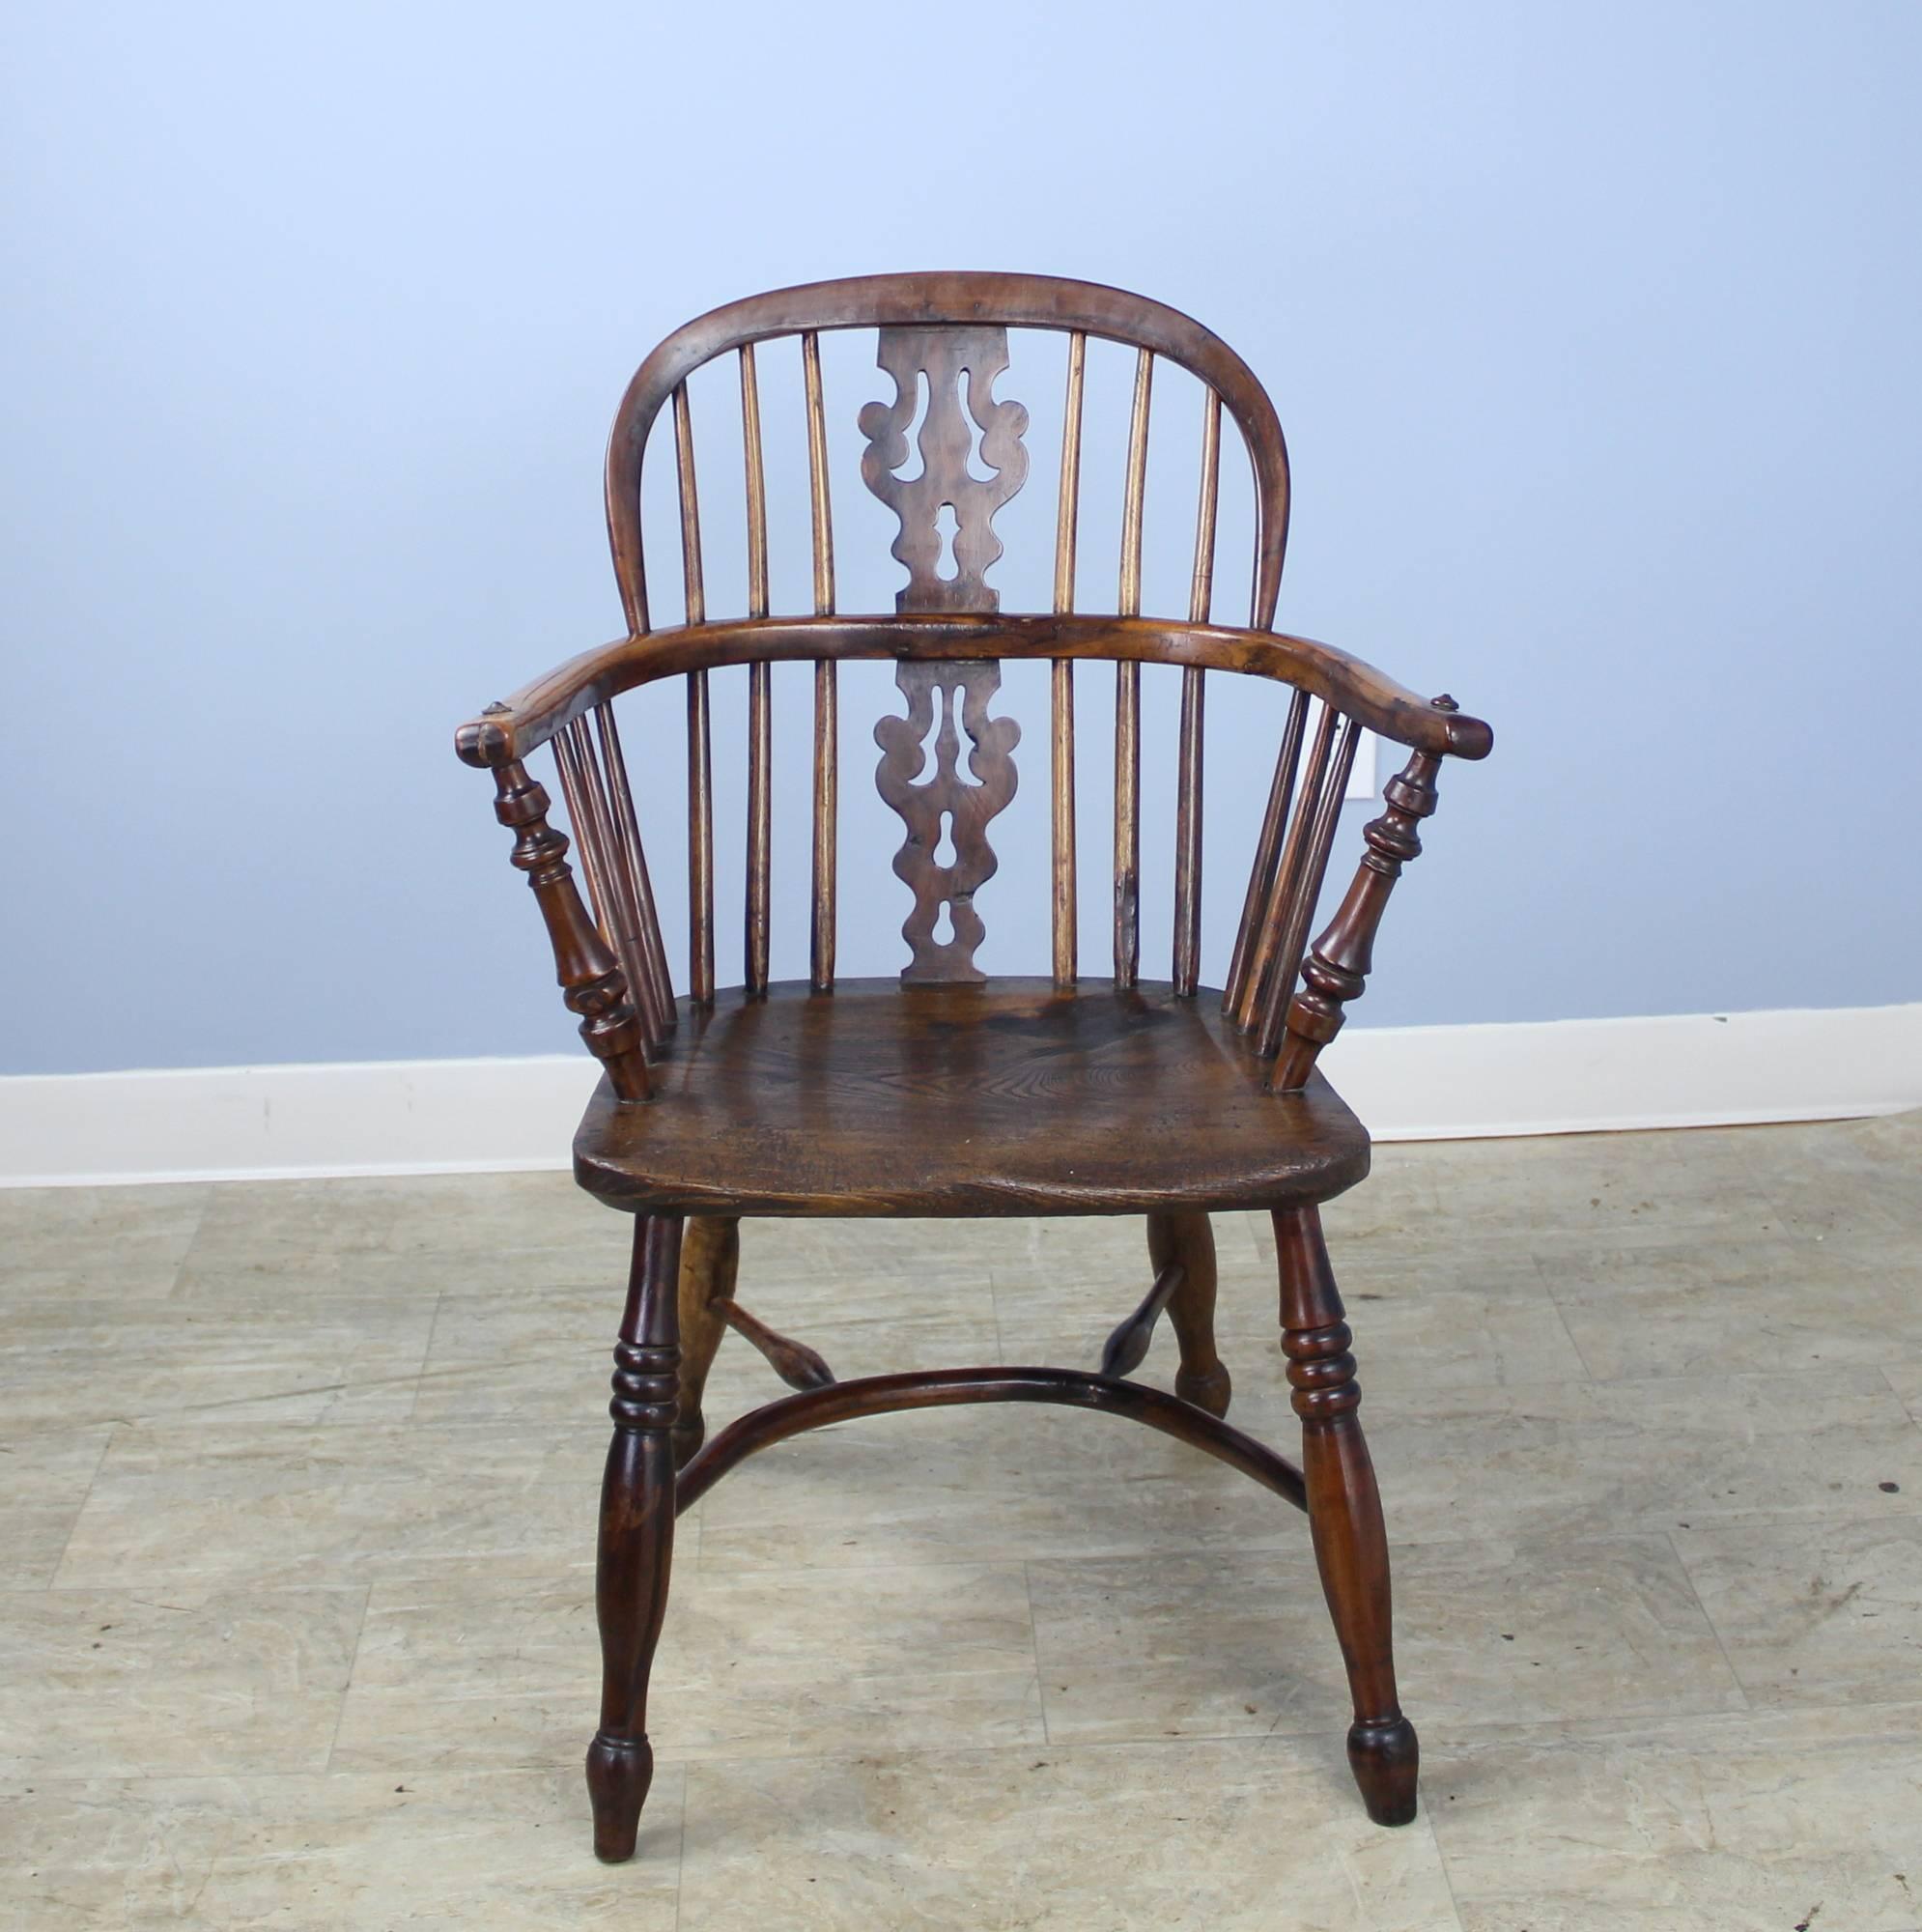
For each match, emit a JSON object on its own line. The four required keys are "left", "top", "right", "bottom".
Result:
{"left": 454, "top": 614, "right": 1493, "bottom": 770}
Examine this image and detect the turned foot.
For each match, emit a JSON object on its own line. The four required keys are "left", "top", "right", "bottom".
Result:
{"left": 586, "top": 1731, "right": 655, "bottom": 1861}
{"left": 1347, "top": 1716, "right": 1419, "bottom": 1825}
{"left": 1147, "top": 1212, "right": 1232, "bottom": 1419}
{"left": 1173, "top": 1357, "right": 1232, "bottom": 1418}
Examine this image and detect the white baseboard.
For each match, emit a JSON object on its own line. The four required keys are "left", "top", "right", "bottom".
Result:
{"left": 1, "top": 1003, "right": 1916, "bottom": 1189}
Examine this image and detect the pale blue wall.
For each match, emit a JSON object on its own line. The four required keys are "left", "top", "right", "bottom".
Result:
{"left": 4, "top": 1, "right": 1917, "bottom": 1075}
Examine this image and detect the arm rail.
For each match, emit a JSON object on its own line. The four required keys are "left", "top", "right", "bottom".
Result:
{"left": 456, "top": 614, "right": 1493, "bottom": 771}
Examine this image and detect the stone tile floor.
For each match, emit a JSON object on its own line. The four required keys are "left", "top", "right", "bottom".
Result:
{"left": 1, "top": 1112, "right": 1917, "bottom": 1929}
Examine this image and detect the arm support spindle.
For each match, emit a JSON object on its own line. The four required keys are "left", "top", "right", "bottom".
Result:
{"left": 491, "top": 756, "right": 651, "bottom": 1102}
{"left": 1270, "top": 699, "right": 1454, "bottom": 1092}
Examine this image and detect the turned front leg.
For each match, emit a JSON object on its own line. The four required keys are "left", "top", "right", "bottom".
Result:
{"left": 587, "top": 1213, "right": 682, "bottom": 1861}
{"left": 1274, "top": 1203, "right": 1417, "bottom": 1826}
{"left": 1145, "top": 1212, "right": 1231, "bottom": 1418}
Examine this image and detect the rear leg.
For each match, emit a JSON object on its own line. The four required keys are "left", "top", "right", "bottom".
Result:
{"left": 1147, "top": 1212, "right": 1231, "bottom": 1418}
{"left": 672, "top": 1217, "right": 836, "bottom": 1472}
{"left": 671, "top": 1215, "right": 737, "bottom": 1470}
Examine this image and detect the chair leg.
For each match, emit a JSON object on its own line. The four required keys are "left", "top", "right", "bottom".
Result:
{"left": 1272, "top": 1203, "right": 1417, "bottom": 1826}
{"left": 672, "top": 1215, "right": 738, "bottom": 1469}
{"left": 1146, "top": 1211, "right": 1232, "bottom": 1418}
{"left": 586, "top": 1212, "right": 682, "bottom": 1861}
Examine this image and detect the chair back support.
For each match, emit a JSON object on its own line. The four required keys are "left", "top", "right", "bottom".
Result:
{"left": 462, "top": 272, "right": 1489, "bottom": 1103}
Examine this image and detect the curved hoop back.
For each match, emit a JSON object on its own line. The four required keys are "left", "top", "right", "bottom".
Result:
{"left": 603, "top": 271, "right": 1292, "bottom": 635}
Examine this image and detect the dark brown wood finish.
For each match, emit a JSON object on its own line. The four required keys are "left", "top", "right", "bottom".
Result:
{"left": 873, "top": 665, "right": 1021, "bottom": 984}
{"left": 486, "top": 757, "right": 650, "bottom": 1102}
{"left": 673, "top": 1365, "right": 1308, "bottom": 1518}
{"left": 669, "top": 1214, "right": 737, "bottom": 1468}
{"left": 458, "top": 270, "right": 1492, "bottom": 1859}
{"left": 604, "top": 273, "right": 1294, "bottom": 637}
{"left": 1148, "top": 1209, "right": 1232, "bottom": 1418}
{"left": 1097, "top": 1256, "right": 1185, "bottom": 1380}
{"left": 1274, "top": 1203, "right": 1418, "bottom": 1827}
{"left": 586, "top": 1213, "right": 682, "bottom": 1861}
{"left": 860, "top": 325, "right": 1029, "bottom": 614}
{"left": 574, "top": 980, "right": 1371, "bottom": 1217}
{"left": 714, "top": 1296, "right": 835, "bottom": 1393}
{"left": 456, "top": 613, "right": 1489, "bottom": 773}
{"left": 1050, "top": 332, "right": 1086, "bottom": 988}
{"left": 1274, "top": 719, "right": 1449, "bottom": 1091}
{"left": 805, "top": 330, "right": 838, "bottom": 992}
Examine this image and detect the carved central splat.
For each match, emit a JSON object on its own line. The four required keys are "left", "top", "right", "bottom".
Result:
{"left": 859, "top": 327, "right": 1030, "bottom": 612}
{"left": 874, "top": 661, "right": 1020, "bottom": 982}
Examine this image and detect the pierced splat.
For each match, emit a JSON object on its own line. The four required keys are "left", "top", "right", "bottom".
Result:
{"left": 859, "top": 327, "right": 1030, "bottom": 611}
{"left": 874, "top": 661, "right": 1020, "bottom": 982}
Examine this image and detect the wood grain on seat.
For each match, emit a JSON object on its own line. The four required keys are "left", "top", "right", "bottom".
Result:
{"left": 574, "top": 979, "right": 1370, "bottom": 1217}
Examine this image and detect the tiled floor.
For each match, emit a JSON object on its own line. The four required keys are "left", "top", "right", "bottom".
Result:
{"left": 2, "top": 1113, "right": 1918, "bottom": 1929}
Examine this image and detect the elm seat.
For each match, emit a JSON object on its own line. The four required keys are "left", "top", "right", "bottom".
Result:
{"left": 574, "top": 979, "right": 1372, "bottom": 1217}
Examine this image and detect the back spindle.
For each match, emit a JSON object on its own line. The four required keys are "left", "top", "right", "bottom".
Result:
{"left": 595, "top": 704, "right": 673, "bottom": 1029}
{"left": 1113, "top": 348, "right": 1152, "bottom": 986}
{"left": 1051, "top": 331, "right": 1086, "bottom": 987}
{"left": 1226, "top": 690, "right": 1310, "bottom": 1023}
{"left": 673, "top": 380, "right": 715, "bottom": 1005}
{"left": 551, "top": 724, "right": 634, "bottom": 1030}
{"left": 740, "top": 347, "right": 772, "bottom": 995}
{"left": 805, "top": 330, "right": 838, "bottom": 991}
{"left": 1173, "top": 386, "right": 1220, "bottom": 995}
{"left": 554, "top": 719, "right": 662, "bottom": 1050}
{"left": 746, "top": 662, "right": 771, "bottom": 995}
{"left": 1236, "top": 699, "right": 1340, "bottom": 1034}
{"left": 1255, "top": 710, "right": 1361, "bottom": 1060}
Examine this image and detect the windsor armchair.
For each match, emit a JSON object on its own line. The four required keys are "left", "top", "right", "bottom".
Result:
{"left": 455, "top": 271, "right": 1492, "bottom": 1861}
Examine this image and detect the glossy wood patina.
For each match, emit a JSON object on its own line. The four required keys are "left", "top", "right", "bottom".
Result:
{"left": 456, "top": 270, "right": 1491, "bottom": 1860}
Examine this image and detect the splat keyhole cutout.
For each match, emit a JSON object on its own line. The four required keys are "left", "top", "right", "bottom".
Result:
{"left": 932, "top": 811, "right": 957, "bottom": 868}
{"left": 932, "top": 903, "right": 956, "bottom": 947}
{"left": 932, "top": 504, "right": 960, "bottom": 582}
{"left": 962, "top": 366, "right": 994, "bottom": 482}
{"left": 891, "top": 371, "right": 930, "bottom": 483}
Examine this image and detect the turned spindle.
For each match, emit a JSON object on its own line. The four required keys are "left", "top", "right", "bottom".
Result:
{"left": 488, "top": 755, "right": 650, "bottom": 1102}
{"left": 1270, "top": 703, "right": 1452, "bottom": 1091}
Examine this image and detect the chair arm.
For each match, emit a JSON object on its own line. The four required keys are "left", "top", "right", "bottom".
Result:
{"left": 455, "top": 621, "right": 1487, "bottom": 1100}
{"left": 455, "top": 615, "right": 1492, "bottom": 770}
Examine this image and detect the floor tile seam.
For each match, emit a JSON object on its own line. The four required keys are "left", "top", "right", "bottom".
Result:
{"left": 321, "top": 1582, "right": 376, "bottom": 1776}
{"left": 406, "top": 1290, "right": 453, "bottom": 1423}
{"left": 1662, "top": 1524, "right": 1755, "bottom": 1716}
{"left": 1022, "top": 1560, "right": 1052, "bottom": 1748}
{"left": 34, "top": 1423, "right": 122, "bottom": 1591}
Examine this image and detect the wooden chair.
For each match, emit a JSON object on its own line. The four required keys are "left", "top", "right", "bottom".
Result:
{"left": 455, "top": 272, "right": 1492, "bottom": 1861}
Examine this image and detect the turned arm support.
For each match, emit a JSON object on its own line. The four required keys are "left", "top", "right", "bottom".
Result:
{"left": 1270, "top": 697, "right": 1458, "bottom": 1093}
{"left": 486, "top": 752, "right": 652, "bottom": 1103}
